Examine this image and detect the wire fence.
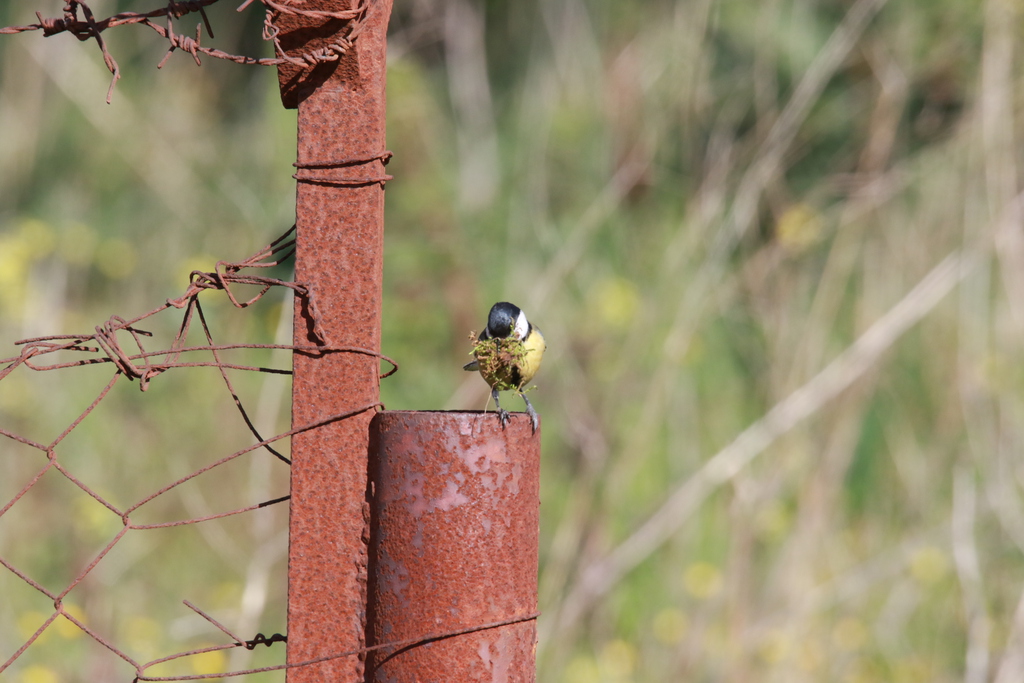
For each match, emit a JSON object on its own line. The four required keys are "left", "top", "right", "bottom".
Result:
{"left": 0, "top": 3, "right": 367, "bottom": 676}
{"left": 0, "top": 0, "right": 372, "bottom": 103}
{"left": 1, "top": 3, "right": 541, "bottom": 680}
{"left": 0, "top": 226, "right": 402, "bottom": 680}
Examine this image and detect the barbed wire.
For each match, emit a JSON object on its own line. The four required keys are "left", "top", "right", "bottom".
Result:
{"left": 0, "top": 0, "right": 372, "bottom": 103}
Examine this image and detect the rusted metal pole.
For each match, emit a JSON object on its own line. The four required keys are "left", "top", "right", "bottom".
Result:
{"left": 275, "top": 1, "right": 393, "bottom": 680}
{"left": 366, "top": 411, "right": 541, "bottom": 682}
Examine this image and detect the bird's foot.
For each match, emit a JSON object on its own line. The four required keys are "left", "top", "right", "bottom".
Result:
{"left": 522, "top": 394, "right": 539, "bottom": 433}
{"left": 492, "top": 388, "right": 510, "bottom": 430}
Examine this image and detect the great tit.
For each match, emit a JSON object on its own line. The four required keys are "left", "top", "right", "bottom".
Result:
{"left": 464, "top": 301, "right": 546, "bottom": 431}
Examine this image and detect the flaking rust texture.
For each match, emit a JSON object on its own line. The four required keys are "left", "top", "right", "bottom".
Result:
{"left": 367, "top": 411, "right": 540, "bottom": 683}
{"left": 280, "top": 0, "right": 393, "bottom": 681}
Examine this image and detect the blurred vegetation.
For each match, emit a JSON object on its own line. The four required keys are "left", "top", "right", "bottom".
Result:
{"left": 3, "top": 0, "right": 1024, "bottom": 681}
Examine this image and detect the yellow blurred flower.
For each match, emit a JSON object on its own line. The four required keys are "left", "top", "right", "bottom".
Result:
{"left": 123, "top": 616, "right": 163, "bottom": 660}
{"left": 893, "top": 656, "right": 932, "bottom": 683}
{"left": 16, "top": 611, "right": 53, "bottom": 644}
{"left": 755, "top": 500, "right": 792, "bottom": 541}
{"left": 212, "top": 581, "right": 243, "bottom": 608}
{"left": 651, "top": 607, "right": 688, "bottom": 645}
{"left": 177, "top": 255, "right": 217, "bottom": 283}
{"left": 0, "top": 219, "right": 55, "bottom": 296}
{"left": 190, "top": 647, "right": 227, "bottom": 676}
{"left": 564, "top": 655, "right": 600, "bottom": 683}
{"left": 18, "top": 219, "right": 56, "bottom": 259}
{"left": 0, "top": 232, "right": 31, "bottom": 316}
{"left": 758, "top": 629, "right": 790, "bottom": 664}
{"left": 18, "top": 664, "right": 60, "bottom": 683}
{"left": 832, "top": 617, "right": 868, "bottom": 652}
{"left": 796, "top": 637, "right": 823, "bottom": 672}
{"left": 54, "top": 604, "right": 85, "bottom": 639}
{"left": 776, "top": 203, "right": 824, "bottom": 253}
{"left": 589, "top": 275, "right": 640, "bottom": 331}
{"left": 843, "top": 661, "right": 874, "bottom": 683}
{"left": 683, "top": 561, "right": 722, "bottom": 600}
{"left": 599, "top": 639, "right": 636, "bottom": 678}
{"left": 909, "top": 545, "right": 949, "bottom": 586}
{"left": 73, "top": 496, "right": 119, "bottom": 540}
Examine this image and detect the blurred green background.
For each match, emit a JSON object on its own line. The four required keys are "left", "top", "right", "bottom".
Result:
{"left": 2, "top": 0, "right": 1023, "bottom": 681}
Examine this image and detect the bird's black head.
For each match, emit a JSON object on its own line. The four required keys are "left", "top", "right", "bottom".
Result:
{"left": 486, "top": 301, "right": 522, "bottom": 339}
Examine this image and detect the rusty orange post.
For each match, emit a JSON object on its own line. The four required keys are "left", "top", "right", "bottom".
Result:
{"left": 366, "top": 411, "right": 541, "bottom": 682}
{"left": 276, "top": 0, "right": 393, "bottom": 680}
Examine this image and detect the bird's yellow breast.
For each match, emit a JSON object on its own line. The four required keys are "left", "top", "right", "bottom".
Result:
{"left": 516, "top": 326, "right": 546, "bottom": 387}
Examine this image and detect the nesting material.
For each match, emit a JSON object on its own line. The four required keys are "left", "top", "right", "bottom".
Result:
{"left": 468, "top": 331, "right": 528, "bottom": 392}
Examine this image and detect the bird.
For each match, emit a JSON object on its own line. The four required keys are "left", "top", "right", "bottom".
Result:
{"left": 464, "top": 301, "right": 546, "bottom": 431}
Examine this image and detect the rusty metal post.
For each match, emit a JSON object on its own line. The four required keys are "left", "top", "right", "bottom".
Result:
{"left": 275, "top": 1, "right": 393, "bottom": 680}
{"left": 366, "top": 411, "right": 540, "bottom": 682}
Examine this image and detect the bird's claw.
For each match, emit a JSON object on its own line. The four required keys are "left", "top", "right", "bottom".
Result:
{"left": 491, "top": 388, "right": 538, "bottom": 432}
{"left": 523, "top": 395, "right": 539, "bottom": 433}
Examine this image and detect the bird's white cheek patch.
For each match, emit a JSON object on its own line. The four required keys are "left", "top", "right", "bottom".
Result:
{"left": 515, "top": 310, "right": 529, "bottom": 340}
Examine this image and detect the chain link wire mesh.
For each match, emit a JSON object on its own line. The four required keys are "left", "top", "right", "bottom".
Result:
{"left": 0, "top": 2, "right": 388, "bottom": 679}
{"left": 0, "top": 225, "right": 398, "bottom": 679}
